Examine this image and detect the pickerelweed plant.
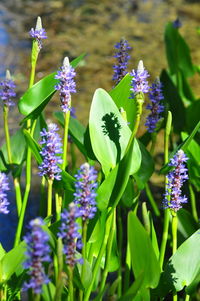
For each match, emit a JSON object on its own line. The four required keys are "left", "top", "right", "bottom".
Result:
{"left": 0, "top": 16, "right": 200, "bottom": 301}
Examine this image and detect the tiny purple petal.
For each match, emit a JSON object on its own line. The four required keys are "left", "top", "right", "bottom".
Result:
{"left": 38, "top": 123, "right": 63, "bottom": 180}
{"left": 130, "top": 60, "right": 150, "bottom": 96}
{"left": 163, "top": 150, "right": 189, "bottom": 212}
{"left": 23, "top": 218, "right": 51, "bottom": 294}
{"left": 112, "top": 38, "right": 132, "bottom": 85}
{"left": 0, "top": 172, "right": 10, "bottom": 214}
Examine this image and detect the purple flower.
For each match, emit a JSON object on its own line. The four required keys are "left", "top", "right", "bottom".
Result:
{"left": 0, "top": 71, "right": 16, "bottom": 107}
{"left": 0, "top": 172, "right": 10, "bottom": 214}
{"left": 164, "top": 150, "right": 188, "bottom": 212}
{"left": 58, "top": 203, "right": 82, "bottom": 267}
{"left": 23, "top": 218, "right": 51, "bottom": 294}
{"left": 29, "top": 17, "right": 47, "bottom": 50}
{"left": 38, "top": 123, "right": 63, "bottom": 180}
{"left": 55, "top": 57, "right": 76, "bottom": 113}
{"left": 112, "top": 38, "right": 132, "bottom": 85}
{"left": 74, "top": 163, "right": 98, "bottom": 221}
{"left": 145, "top": 78, "right": 164, "bottom": 133}
{"left": 130, "top": 60, "right": 150, "bottom": 96}
{"left": 173, "top": 18, "right": 182, "bottom": 29}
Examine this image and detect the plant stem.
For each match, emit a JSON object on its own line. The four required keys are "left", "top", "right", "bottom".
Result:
{"left": 83, "top": 213, "right": 112, "bottom": 301}
{"left": 150, "top": 132, "right": 157, "bottom": 155}
{"left": 3, "top": 105, "right": 22, "bottom": 216}
{"left": 123, "top": 240, "right": 131, "bottom": 293}
{"left": 189, "top": 183, "right": 198, "bottom": 223}
{"left": 62, "top": 111, "right": 70, "bottom": 170}
{"left": 185, "top": 294, "right": 190, "bottom": 301}
{"left": 68, "top": 267, "right": 74, "bottom": 301}
{"left": 39, "top": 176, "right": 46, "bottom": 217}
{"left": 55, "top": 191, "right": 62, "bottom": 221}
{"left": 97, "top": 209, "right": 115, "bottom": 300}
{"left": 159, "top": 111, "right": 172, "bottom": 270}
{"left": 3, "top": 106, "right": 12, "bottom": 164}
{"left": 145, "top": 183, "right": 160, "bottom": 217}
{"left": 80, "top": 221, "right": 87, "bottom": 301}
{"left": 172, "top": 212, "right": 177, "bottom": 255}
{"left": 117, "top": 207, "right": 122, "bottom": 298}
{"left": 47, "top": 178, "right": 53, "bottom": 219}
{"left": 54, "top": 238, "right": 64, "bottom": 301}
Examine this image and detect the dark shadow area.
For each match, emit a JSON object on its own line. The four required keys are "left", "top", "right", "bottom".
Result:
{"left": 101, "top": 112, "right": 122, "bottom": 163}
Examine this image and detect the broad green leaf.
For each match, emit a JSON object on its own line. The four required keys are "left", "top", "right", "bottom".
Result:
{"left": 186, "top": 100, "right": 200, "bottom": 134}
{"left": 118, "top": 273, "right": 144, "bottom": 301}
{"left": 89, "top": 88, "right": 141, "bottom": 176}
{"left": 1, "top": 129, "right": 26, "bottom": 165}
{"left": 121, "top": 178, "right": 138, "bottom": 208}
{"left": 1, "top": 242, "right": 25, "bottom": 281}
{"left": 0, "top": 244, "right": 5, "bottom": 261}
{"left": 109, "top": 137, "right": 141, "bottom": 208}
{"left": 109, "top": 73, "right": 136, "bottom": 130}
{"left": 177, "top": 209, "right": 198, "bottom": 240}
{"left": 157, "top": 230, "right": 200, "bottom": 297}
{"left": 149, "top": 213, "right": 159, "bottom": 259}
{"left": 128, "top": 212, "right": 160, "bottom": 289}
{"left": 96, "top": 166, "right": 118, "bottom": 211}
{"left": 23, "top": 129, "right": 42, "bottom": 164}
{"left": 42, "top": 282, "right": 56, "bottom": 301}
{"left": 133, "top": 140, "right": 154, "bottom": 190}
{"left": 164, "top": 22, "right": 194, "bottom": 77}
{"left": 18, "top": 53, "right": 86, "bottom": 117}
{"left": 160, "top": 69, "right": 186, "bottom": 133}
{"left": 160, "top": 120, "right": 200, "bottom": 174}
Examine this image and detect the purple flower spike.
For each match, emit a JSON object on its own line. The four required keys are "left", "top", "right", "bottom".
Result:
{"left": 0, "top": 172, "right": 10, "bottom": 214}
{"left": 145, "top": 78, "right": 164, "bottom": 133}
{"left": 112, "top": 38, "right": 132, "bottom": 85}
{"left": 29, "top": 16, "right": 47, "bottom": 50}
{"left": 0, "top": 70, "right": 16, "bottom": 107}
{"left": 130, "top": 60, "right": 150, "bottom": 96}
{"left": 55, "top": 57, "right": 76, "bottom": 113}
{"left": 38, "top": 123, "right": 63, "bottom": 180}
{"left": 164, "top": 150, "right": 188, "bottom": 212}
{"left": 23, "top": 218, "right": 51, "bottom": 294}
{"left": 74, "top": 163, "right": 98, "bottom": 221}
{"left": 58, "top": 203, "right": 82, "bottom": 267}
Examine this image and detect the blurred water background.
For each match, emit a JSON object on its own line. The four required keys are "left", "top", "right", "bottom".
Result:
{"left": 0, "top": 0, "right": 200, "bottom": 249}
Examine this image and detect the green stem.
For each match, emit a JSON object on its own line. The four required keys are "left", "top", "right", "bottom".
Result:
{"left": 83, "top": 213, "right": 112, "bottom": 301}
{"left": 159, "top": 111, "right": 172, "bottom": 270}
{"left": 39, "top": 176, "right": 46, "bottom": 217}
{"left": 80, "top": 221, "right": 87, "bottom": 301}
{"left": 3, "top": 106, "right": 12, "bottom": 164}
{"left": 97, "top": 210, "right": 115, "bottom": 300}
{"left": 13, "top": 177, "right": 22, "bottom": 216}
{"left": 185, "top": 294, "right": 190, "bottom": 301}
{"left": 55, "top": 191, "right": 62, "bottom": 221}
{"left": 62, "top": 111, "right": 70, "bottom": 170}
{"left": 14, "top": 145, "right": 31, "bottom": 247}
{"left": 172, "top": 212, "right": 177, "bottom": 255}
{"left": 47, "top": 178, "right": 53, "bottom": 219}
{"left": 117, "top": 208, "right": 122, "bottom": 298}
{"left": 150, "top": 132, "right": 157, "bottom": 155}
{"left": 145, "top": 183, "right": 160, "bottom": 217}
{"left": 68, "top": 267, "right": 74, "bottom": 301}
{"left": 33, "top": 293, "right": 40, "bottom": 301}
{"left": 123, "top": 240, "right": 131, "bottom": 293}
{"left": 189, "top": 184, "right": 198, "bottom": 223}
{"left": 54, "top": 238, "right": 64, "bottom": 301}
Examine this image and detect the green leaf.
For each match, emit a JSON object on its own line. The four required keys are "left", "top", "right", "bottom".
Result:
{"left": 109, "top": 73, "right": 136, "bottom": 130}
{"left": 54, "top": 111, "right": 88, "bottom": 159}
{"left": 128, "top": 212, "right": 160, "bottom": 289}
{"left": 177, "top": 209, "right": 198, "bottom": 239}
{"left": 186, "top": 100, "right": 200, "bottom": 134}
{"left": 96, "top": 166, "right": 118, "bottom": 211}
{"left": 157, "top": 230, "right": 200, "bottom": 297}
{"left": 133, "top": 141, "right": 154, "bottom": 190}
{"left": 164, "top": 22, "right": 194, "bottom": 77}
{"left": 23, "top": 129, "right": 42, "bottom": 164}
{"left": 0, "top": 244, "right": 5, "bottom": 261}
{"left": 18, "top": 53, "right": 86, "bottom": 118}
{"left": 0, "top": 242, "right": 25, "bottom": 281}
{"left": 160, "top": 120, "right": 200, "bottom": 174}
{"left": 42, "top": 282, "right": 56, "bottom": 301}
{"left": 1, "top": 129, "right": 26, "bottom": 166}
{"left": 89, "top": 88, "right": 141, "bottom": 176}
{"left": 118, "top": 273, "right": 144, "bottom": 301}
{"left": 160, "top": 69, "right": 186, "bottom": 133}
